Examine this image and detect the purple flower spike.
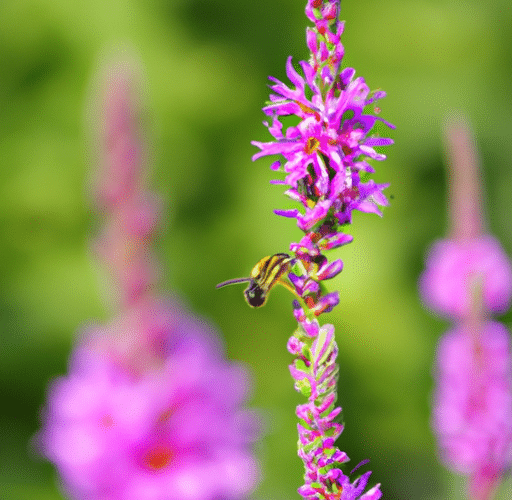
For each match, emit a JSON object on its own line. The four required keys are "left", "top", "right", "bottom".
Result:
{"left": 419, "top": 121, "right": 512, "bottom": 320}
{"left": 420, "top": 115, "right": 512, "bottom": 499}
{"left": 244, "top": 0, "right": 392, "bottom": 496}
{"left": 253, "top": 11, "right": 392, "bottom": 316}
{"left": 38, "top": 55, "right": 261, "bottom": 500}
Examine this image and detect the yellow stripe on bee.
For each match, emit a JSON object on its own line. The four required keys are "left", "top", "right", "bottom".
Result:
{"left": 250, "top": 254, "right": 292, "bottom": 294}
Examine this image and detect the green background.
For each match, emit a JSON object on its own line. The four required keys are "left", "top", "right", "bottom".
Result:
{"left": 2, "top": 0, "right": 512, "bottom": 499}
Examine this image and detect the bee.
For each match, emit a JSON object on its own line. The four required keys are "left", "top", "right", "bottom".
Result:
{"left": 216, "top": 253, "right": 296, "bottom": 307}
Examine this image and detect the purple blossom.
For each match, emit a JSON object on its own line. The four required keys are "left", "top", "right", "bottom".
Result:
{"left": 38, "top": 305, "right": 260, "bottom": 500}
{"left": 420, "top": 236, "right": 512, "bottom": 319}
{"left": 252, "top": 59, "right": 393, "bottom": 219}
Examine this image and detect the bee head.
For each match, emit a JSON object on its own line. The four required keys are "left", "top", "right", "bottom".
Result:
{"left": 244, "top": 281, "right": 267, "bottom": 307}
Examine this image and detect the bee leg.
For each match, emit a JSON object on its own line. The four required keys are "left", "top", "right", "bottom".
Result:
{"left": 276, "top": 278, "right": 302, "bottom": 301}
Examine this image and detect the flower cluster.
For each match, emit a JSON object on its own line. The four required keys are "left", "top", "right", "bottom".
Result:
{"left": 252, "top": 0, "right": 393, "bottom": 316}
{"left": 420, "top": 117, "right": 512, "bottom": 500}
{"left": 251, "top": 1, "right": 392, "bottom": 498}
{"left": 37, "top": 56, "right": 260, "bottom": 500}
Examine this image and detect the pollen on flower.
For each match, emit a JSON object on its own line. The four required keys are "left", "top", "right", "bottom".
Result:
{"left": 298, "top": 102, "right": 321, "bottom": 120}
{"left": 305, "top": 137, "right": 320, "bottom": 155}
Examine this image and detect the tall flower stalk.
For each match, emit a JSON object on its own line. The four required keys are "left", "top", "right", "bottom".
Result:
{"left": 250, "top": 1, "right": 393, "bottom": 498}
{"left": 420, "top": 116, "right": 512, "bottom": 500}
{"left": 37, "top": 56, "right": 260, "bottom": 500}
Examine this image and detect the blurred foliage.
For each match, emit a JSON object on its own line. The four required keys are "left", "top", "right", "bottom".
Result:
{"left": 1, "top": 0, "right": 512, "bottom": 499}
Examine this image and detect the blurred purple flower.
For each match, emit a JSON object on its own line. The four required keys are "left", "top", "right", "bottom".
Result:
{"left": 89, "top": 58, "right": 161, "bottom": 310}
{"left": 420, "top": 115, "right": 512, "bottom": 500}
{"left": 420, "top": 116, "right": 512, "bottom": 320}
{"left": 420, "top": 236, "right": 512, "bottom": 319}
{"left": 37, "top": 53, "right": 260, "bottom": 499}
{"left": 433, "top": 321, "right": 512, "bottom": 498}
{"left": 39, "top": 302, "right": 259, "bottom": 500}
{"left": 93, "top": 59, "right": 145, "bottom": 210}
